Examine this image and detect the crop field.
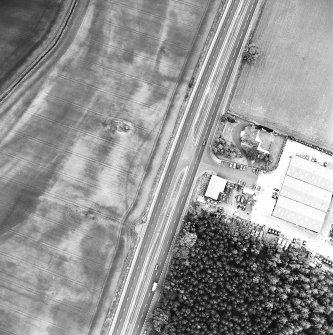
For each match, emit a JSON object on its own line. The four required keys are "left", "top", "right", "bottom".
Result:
{"left": 0, "top": 0, "right": 221, "bottom": 334}
{"left": 0, "top": 0, "right": 68, "bottom": 91}
{"left": 230, "top": 0, "right": 333, "bottom": 150}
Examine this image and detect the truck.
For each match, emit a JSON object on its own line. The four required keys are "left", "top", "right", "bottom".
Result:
{"left": 152, "top": 282, "right": 158, "bottom": 292}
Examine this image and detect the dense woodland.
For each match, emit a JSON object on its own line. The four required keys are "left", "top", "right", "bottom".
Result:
{"left": 150, "top": 208, "right": 333, "bottom": 335}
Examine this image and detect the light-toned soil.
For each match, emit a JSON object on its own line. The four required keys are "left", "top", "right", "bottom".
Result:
{"left": 0, "top": 0, "right": 222, "bottom": 334}
{"left": 230, "top": 0, "right": 333, "bottom": 150}
{"left": 0, "top": 0, "right": 72, "bottom": 92}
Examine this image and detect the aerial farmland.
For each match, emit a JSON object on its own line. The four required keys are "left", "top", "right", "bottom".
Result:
{"left": 230, "top": 0, "right": 333, "bottom": 150}
{"left": 0, "top": 0, "right": 71, "bottom": 91}
{"left": 0, "top": 0, "right": 222, "bottom": 334}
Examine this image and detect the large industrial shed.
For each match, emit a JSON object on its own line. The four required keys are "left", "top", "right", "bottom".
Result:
{"left": 272, "top": 155, "right": 333, "bottom": 233}
{"left": 288, "top": 155, "right": 333, "bottom": 192}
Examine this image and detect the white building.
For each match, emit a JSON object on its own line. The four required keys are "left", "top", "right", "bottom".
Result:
{"left": 272, "top": 155, "right": 333, "bottom": 233}
{"left": 205, "top": 175, "right": 227, "bottom": 200}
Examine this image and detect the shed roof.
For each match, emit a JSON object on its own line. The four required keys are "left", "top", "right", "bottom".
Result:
{"left": 273, "top": 196, "right": 325, "bottom": 233}
{"left": 205, "top": 175, "right": 227, "bottom": 200}
{"left": 288, "top": 156, "right": 333, "bottom": 193}
{"left": 280, "top": 175, "right": 331, "bottom": 212}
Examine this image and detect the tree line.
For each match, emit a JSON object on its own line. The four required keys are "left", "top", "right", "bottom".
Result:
{"left": 150, "top": 207, "right": 333, "bottom": 335}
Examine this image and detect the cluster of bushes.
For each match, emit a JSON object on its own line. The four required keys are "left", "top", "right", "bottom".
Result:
{"left": 213, "top": 135, "right": 243, "bottom": 159}
{"left": 150, "top": 209, "right": 333, "bottom": 335}
{"left": 241, "top": 144, "right": 271, "bottom": 163}
{"left": 243, "top": 43, "right": 262, "bottom": 64}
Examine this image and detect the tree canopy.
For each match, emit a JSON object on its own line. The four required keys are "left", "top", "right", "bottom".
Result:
{"left": 150, "top": 209, "right": 333, "bottom": 335}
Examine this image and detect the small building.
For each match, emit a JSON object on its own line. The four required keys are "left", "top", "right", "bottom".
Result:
{"left": 205, "top": 175, "right": 227, "bottom": 200}
{"left": 197, "top": 196, "right": 206, "bottom": 204}
{"left": 243, "top": 187, "right": 255, "bottom": 196}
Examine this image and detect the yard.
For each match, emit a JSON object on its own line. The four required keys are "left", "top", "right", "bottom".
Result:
{"left": 213, "top": 113, "right": 285, "bottom": 171}
{"left": 0, "top": 0, "right": 223, "bottom": 334}
{"left": 230, "top": 0, "right": 333, "bottom": 150}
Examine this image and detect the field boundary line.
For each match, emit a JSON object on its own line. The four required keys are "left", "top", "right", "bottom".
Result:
{"left": 0, "top": 273, "right": 86, "bottom": 313}
{"left": 0, "top": 327, "right": 17, "bottom": 335}
{"left": 106, "top": 1, "right": 195, "bottom": 29}
{"left": 7, "top": 130, "right": 137, "bottom": 178}
{"left": 172, "top": 0, "right": 202, "bottom": 9}
{"left": 0, "top": 249, "right": 98, "bottom": 290}
{"left": 0, "top": 300, "right": 69, "bottom": 332}
{"left": 0, "top": 151, "right": 123, "bottom": 197}
{"left": 0, "top": 196, "right": 118, "bottom": 238}
{"left": 43, "top": 93, "right": 153, "bottom": 134}
{"left": 6, "top": 215, "right": 104, "bottom": 246}
{"left": 7, "top": 229, "right": 106, "bottom": 267}
{"left": 86, "top": 40, "right": 180, "bottom": 73}
{"left": 76, "top": 58, "right": 170, "bottom": 89}
{"left": 19, "top": 111, "right": 136, "bottom": 153}
{"left": 0, "top": 174, "right": 121, "bottom": 222}
{"left": 105, "top": 22, "right": 190, "bottom": 51}
{"left": 54, "top": 73, "right": 156, "bottom": 109}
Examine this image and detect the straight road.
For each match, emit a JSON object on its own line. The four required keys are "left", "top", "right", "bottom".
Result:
{"left": 110, "top": 0, "right": 260, "bottom": 334}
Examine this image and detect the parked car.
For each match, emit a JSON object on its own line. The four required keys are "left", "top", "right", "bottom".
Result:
{"left": 154, "top": 264, "right": 159, "bottom": 271}
{"left": 302, "top": 240, "right": 307, "bottom": 246}
{"left": 236, "top": 163, "right": 241, "bottom": 169}
{"left": 267, "top": 228, "right": 280, "bottom": 236}
{"left": 202, "top": 139, "right": 207, "bottom": 146}
{"left": 152, "top": 282, "right": 158, "bottom": 292}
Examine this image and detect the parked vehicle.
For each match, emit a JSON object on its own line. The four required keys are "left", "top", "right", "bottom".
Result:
{"left": 154, "top": 264, "right": 159, "bottom": 271}
{"left": 152, "top": 282, "right": 158, "bottom": 292}
{"left": 267, "top": 228, "right": 280, "bottom": 236}
{"left": 202, "top": 139, "right": 207, "bottom": 146}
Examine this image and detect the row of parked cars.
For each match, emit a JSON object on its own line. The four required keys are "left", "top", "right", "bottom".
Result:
{"left": 229, "top": 162, "right": 246, "bottom": 170}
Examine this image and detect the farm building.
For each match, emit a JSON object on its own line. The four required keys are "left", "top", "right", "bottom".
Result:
{"left": 205, "top": 175, "right": 227, "bottom": 200}
{"left": 272, "top": 155, "right": 333, "bottom": 233}
{"left": 288, "top": 155, "right": 333, "bottom": 192}
{"left": 240, "top": 125, "right": 270, "bottom": 155}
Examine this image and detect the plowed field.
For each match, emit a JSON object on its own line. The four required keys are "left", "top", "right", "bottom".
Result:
{"left": 230, "top": 0, "right": 333, "bottom": 149}
{"left": 0, "top": 0, "right": 221, "bottom": 334}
